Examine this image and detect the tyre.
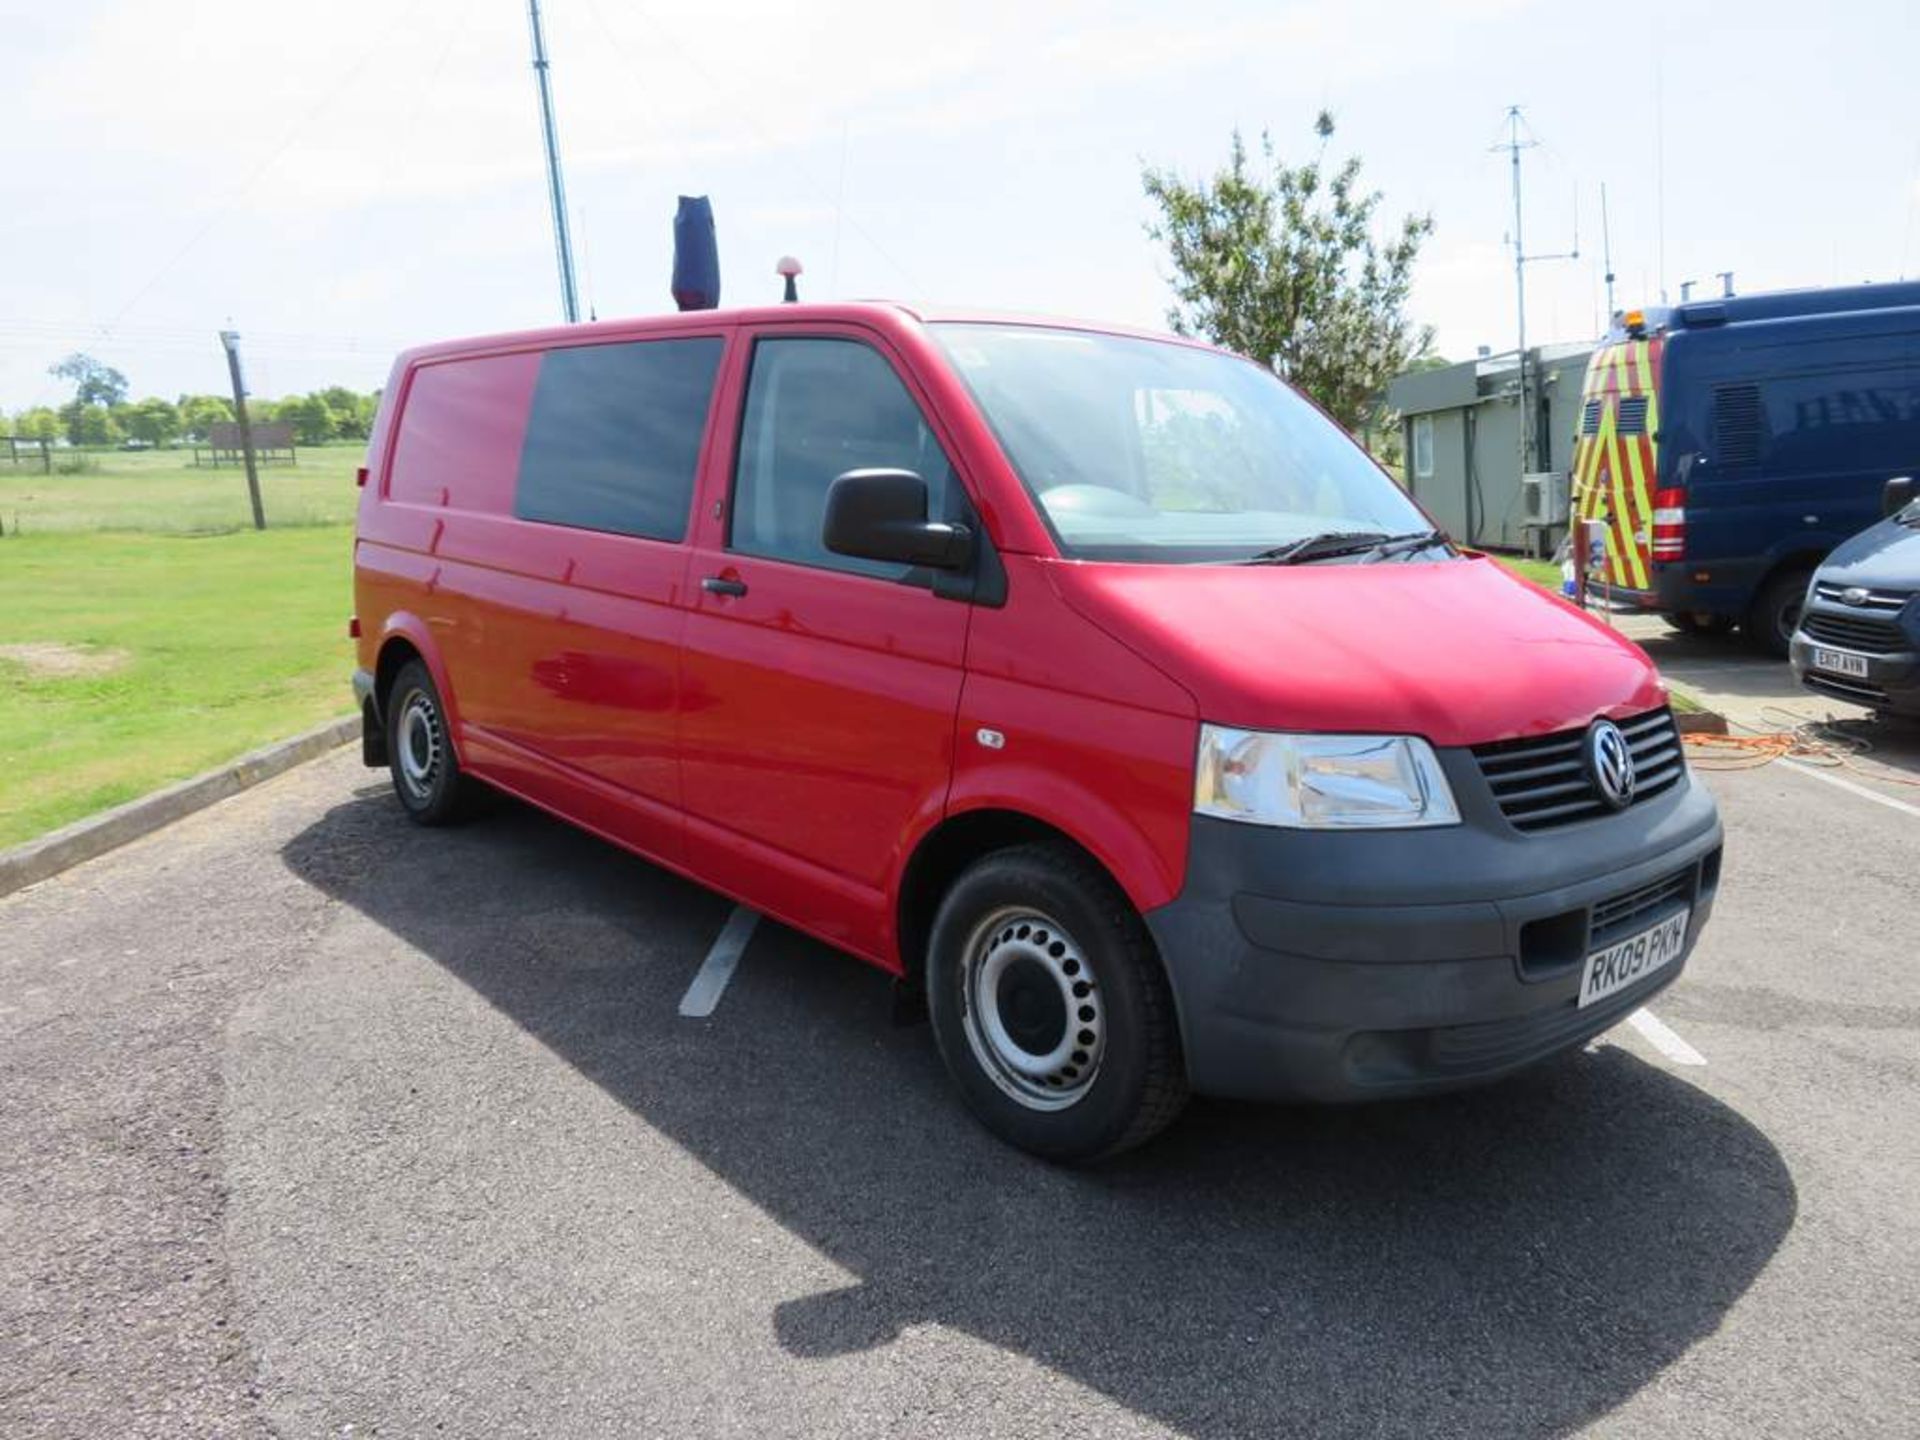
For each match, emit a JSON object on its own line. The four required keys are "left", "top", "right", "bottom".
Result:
{"left": 1663, "top": 611, "right": 1736, "bottom": 637}
{"left": 925, "top": 843, "right": 1188, "bottom": 1162}
{"left": 1744, "top": 569, "right": 1814, "bottom": 658}
{"left": 384, "top": 659, "right": 478, "bottom": 825}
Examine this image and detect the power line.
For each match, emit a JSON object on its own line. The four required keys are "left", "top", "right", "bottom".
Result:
{"left": 579, "top": 0, "right": 921, "bottom": 294}
{"left": 102, "top": 0, "right": 433, "bottom": 329}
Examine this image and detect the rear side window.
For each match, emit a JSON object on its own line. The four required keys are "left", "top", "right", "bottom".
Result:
{"left": 729, "top": 337, "right": 954, "bottom": 579}
{"left": 388, "top": 352, "right": 542, "bottom": 512}
{"left": 515, "top": 337, "right": 723, "bottom": 542}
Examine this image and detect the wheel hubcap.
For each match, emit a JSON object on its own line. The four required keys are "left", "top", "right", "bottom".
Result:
{"left": 397, "top": 691, "right": 441, "bottom": 800}
{"left": 960, "top": 907, "right": 1104, "bottom": 1111}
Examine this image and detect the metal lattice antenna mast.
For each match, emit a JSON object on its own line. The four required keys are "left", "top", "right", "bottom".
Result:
{"left": 1498, "top": 107, "right": 1539, "bottom": 480}
{"left": 1600, "top": 182, "right": 1617, "bottom": 321}
{"left": 528, "top": 0, "right": 580, "bottom": 324}
{"left": 1492, "top": 106, "right": 1578, "bottom": 479}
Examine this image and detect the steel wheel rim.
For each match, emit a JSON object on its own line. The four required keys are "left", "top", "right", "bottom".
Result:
{"left": 397, "top": 690, "right": 442, "bottom": 800}
{"left": 959, "top": 906, "right": 1104, "bottom": 1111}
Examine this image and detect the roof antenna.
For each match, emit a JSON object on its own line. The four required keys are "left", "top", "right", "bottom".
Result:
{"left": 777, "top": 255, "right": 803, "bottom": 303}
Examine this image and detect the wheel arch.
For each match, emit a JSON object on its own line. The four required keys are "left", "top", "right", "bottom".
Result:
{"left": 894, "top": 803, "right": 1175, "bottom": 991}
{"left": 372, "top": 616, "right": 464, "bottom": 762}
{"left": 1756, "top": 545, "right": 1827, "bottom": 591}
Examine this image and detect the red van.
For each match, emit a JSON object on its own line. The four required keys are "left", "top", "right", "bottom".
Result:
{"left": 351, "top": 303, "right": 1722, "bottom": 1160}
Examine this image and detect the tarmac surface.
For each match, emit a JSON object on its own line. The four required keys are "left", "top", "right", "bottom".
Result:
{"left": 3, "top": 746, "right": 1917, "bottom": 1438}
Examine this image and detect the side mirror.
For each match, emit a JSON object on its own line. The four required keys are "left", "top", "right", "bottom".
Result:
{"left": 1883, "top": 475, "right": 1915, "bottom": 518}
{"left": 823, "top": 469, "right": 973, "bottom": 570}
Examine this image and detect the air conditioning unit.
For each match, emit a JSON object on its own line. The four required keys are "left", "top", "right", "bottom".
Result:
{"left": 1522, "top": 471, "right": 1571, "bottom": 525}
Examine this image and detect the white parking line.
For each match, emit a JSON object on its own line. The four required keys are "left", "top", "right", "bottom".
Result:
{"left": 677, "top": 906, "right": 759, "bottom": 1018}
{"left": 1779, "top": 758, "right": 1920, "bottom": 820}
{"left": 1626, "top": 1007, "right": 1707, "bottom": 1067}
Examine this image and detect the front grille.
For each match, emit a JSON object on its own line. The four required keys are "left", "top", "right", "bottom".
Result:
{"left": 1801, "top": 610, "right": 1908, "bottom": 655}
{"left": 1590, "top": 867, "right": 1693, "bottom": 947}
{"left": 1812, "top": 581, "right": 1910, "bottom": 614}
{"left": 1472, "top": 708, "right": 1684, "bottom": 832}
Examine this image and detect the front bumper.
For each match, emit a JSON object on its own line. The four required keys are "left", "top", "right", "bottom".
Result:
{"left": 1143, "top": 754, "right": 1724, "bottom": 1103}
{"left": 1790, "top": 619, "right": 1920, "bottom": 717}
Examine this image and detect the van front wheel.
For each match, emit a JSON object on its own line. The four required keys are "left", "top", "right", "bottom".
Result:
{"left": 926, "top": 845, "right": 1187, "bottom": 1162}
{"left": 385, "top": 659, "right": 477, "bottom": 825}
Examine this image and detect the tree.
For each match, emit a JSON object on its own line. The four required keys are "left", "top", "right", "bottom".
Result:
{"left": 278, "top": 394, "right": 336, "bottom": 445}
{"left": 1142, "top": 114, "right": 1434, "bottom": 435}
{"left": 10, "top": 407, "right": 60, "bottom": 442}
{"left": 178, "top": 394, "right": 234, "bottom": 441}
{"left": 69, "top": 403, "right": 124, "bottom": 447}
{"left": 48, "top": 352, "right": 130, "bottom": 409}
{"left": 317, "top": 385, "right": 373, "bottom": 439}
{"left": 125, "top": 397, "right": 183, "bottom": 448}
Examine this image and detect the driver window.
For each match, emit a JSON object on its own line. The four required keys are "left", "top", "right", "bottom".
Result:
{"left": 730, "top": 337, "right": 954, "bottom": 580}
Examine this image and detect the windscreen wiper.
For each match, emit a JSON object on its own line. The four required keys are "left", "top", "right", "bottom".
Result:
{"left": 1242, "top": 530, "right": 1390, "bottom": 565}
{"left": 1360, "top": 529, "right": 1452, "bottom": 561}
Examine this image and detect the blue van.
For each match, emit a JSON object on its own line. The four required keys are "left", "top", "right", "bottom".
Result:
{"left": 1791, "top": 477, "right": 1920, "bottom": 715}
{"left": 1570, "top": 281, "right": 1920, "bottom": 655}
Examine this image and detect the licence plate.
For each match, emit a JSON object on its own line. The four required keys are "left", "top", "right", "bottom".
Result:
{"left": 1578, "top": 908, "right": 1690, "bottom": 1009}
{"left": 1813, "top": 647, "right": 1870, "bottom": 678}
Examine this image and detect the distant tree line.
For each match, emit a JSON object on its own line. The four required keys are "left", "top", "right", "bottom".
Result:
{"left": 6, "top": 353, "right": 381, "bottom": 449}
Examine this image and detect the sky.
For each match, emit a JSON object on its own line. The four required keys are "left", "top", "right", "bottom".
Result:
{"left": 2, "top": 0, "right": 1916, "bottom": 410}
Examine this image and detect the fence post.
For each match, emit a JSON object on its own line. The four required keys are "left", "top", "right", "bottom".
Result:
{"left": 219, "top": 330, "right": 266, "bottom": 531}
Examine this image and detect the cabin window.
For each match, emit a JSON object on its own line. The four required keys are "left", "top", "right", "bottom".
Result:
{"left": 1412, "top": 415, "right": 1434, "bottom": 479}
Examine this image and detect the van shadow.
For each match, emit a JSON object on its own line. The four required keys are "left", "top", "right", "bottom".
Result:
{"left": 283, "top": 791, "right": 1796, "bottom": 1439}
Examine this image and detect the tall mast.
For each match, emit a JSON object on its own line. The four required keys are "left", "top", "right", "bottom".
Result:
{"left": 528, "top": 0, "right": 580, "bottom": 324}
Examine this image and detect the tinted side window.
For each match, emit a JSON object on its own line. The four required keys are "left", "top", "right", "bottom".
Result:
{"left": 516, "top": 336, "right": 723, "bottom": 541}
{"left": 730, "top": 338, "right": 953, "bottom": 579}
{"left": 1761, "top": 368, "right": 1920, "bottom": 476}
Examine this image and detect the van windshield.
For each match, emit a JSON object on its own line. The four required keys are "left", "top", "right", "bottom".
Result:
{"left": 933, "top": 323, "right": 1430, "bottom": 563}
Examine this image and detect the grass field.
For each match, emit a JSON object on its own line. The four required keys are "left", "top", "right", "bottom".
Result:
{"left": 0, "top": 526, "right": 354, "bottom": 847}
{"left": 0, "top": 448, "right": 1597, "bottom": 849}
{"left": 0, "top": 443, "right": 362, "bottom": 533}
{"left": 1495, "top": 554, "right": 1563, "bottom": 589}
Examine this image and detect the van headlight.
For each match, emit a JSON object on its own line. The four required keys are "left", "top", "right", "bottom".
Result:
{"left": 1194, "top": 726, "right": 1460, "bottom": 829}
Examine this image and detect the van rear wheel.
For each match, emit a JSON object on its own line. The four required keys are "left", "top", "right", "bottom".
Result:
{"left": 385, "top": 659, "right": 478, "bottom": 825}
{"left": 926, "top": 844, "right": 1187, "bottom": 1162}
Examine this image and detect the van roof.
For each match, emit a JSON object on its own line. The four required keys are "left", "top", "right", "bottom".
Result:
{"left": 1608, "top": 279, "right": 1920, "bottom": 342}
{"left": 394, "top": 302, "right": 1213, "bottom": 367}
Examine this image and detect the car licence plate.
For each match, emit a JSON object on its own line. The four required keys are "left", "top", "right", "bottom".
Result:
{"left": 1578, "top": 908, "right": 1690, "bottom": 1009}
{"left": 1813, "top": 646, "right": 1870, "bottom": 678}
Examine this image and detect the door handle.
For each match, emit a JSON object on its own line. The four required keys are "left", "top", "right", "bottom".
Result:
{"left": 701, "top": 575, "right": 748, "bottom": 597}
